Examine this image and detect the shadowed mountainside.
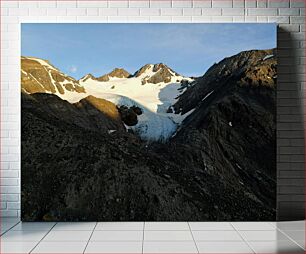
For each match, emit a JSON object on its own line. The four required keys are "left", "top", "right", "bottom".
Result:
{"left": 21, "top": 49, "right": 276, "bottom": 221}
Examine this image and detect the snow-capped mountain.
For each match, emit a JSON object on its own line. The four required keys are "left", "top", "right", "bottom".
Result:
{"left": 21, "top": 58, "right": 195, "bottom": 142}
{"left": 21, "top": 57, "right": 85, "bottom": 96}
{"left": 79, "top": 63, "right": 193, "bottom": 112}
{"left": 80, "top": 66, "right": 191, "bottom": 140}
{"left": 78, "top": 63, "right": 195, "bottom": 141}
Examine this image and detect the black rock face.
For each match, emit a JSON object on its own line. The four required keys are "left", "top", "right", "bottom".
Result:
{"left": 168, "top": 49, "right": 277, "bottom": 219}
{"left": 21, "top": 94, "right": 200, "bottom": 221}
{"left": 117, "top": 105, "right": 140, "bottom": 126}
{"left": 21, "top": 49, "right": 276, "bottom": 221}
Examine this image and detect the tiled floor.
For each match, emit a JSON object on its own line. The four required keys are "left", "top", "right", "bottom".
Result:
{"left": 0, "top": 219, "right": 304, "bottom": 253}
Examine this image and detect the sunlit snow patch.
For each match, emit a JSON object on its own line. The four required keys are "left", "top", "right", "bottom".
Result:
{"left": 75, "top": 67, "right": 195, "bottom": 142}
{"left": 263, "top": 54, "right": 274, "bottom": 61}
{"left": 93, "top": 93, "right": 177, "bottom": 142}
{"left": 202, "top": 90, "right": 214, "bottom": 101}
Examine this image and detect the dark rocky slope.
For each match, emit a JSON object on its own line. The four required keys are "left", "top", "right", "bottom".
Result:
{"left": 21, "top": 49, "right": 276, "bottom": 221}
{"left": 21, "top": 93, "right": 201, "bottom": 221}
{"left": 166, "top": 49, "right": 277, "bottom": 217}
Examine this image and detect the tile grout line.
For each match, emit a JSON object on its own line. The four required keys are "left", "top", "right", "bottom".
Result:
{"left": 268, "top": 221, "right": 277, "bottom": 229}
{"left": 187, "top": 222, "right": 200, "bottom": 254}
{"left": 229, "top": 222, "right": 256, "bottom": 254}
{"left": 0, "top": 220, "right": 20, "bottom": 236}
{"left": 141, "top": 221, "right": 145, "bottom": 254}
{"left": 83, "top": 222, "right": 98, "bottom": 254}
{"left": 276, "top": 227, "right": 305, "bottom": 251}
{"left": 29, "top": 222, "right": 58, "bottom": 254}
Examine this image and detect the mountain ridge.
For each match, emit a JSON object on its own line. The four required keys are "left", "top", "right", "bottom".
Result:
{"left": 21, "top": 49, "right": 276, "bottom": 142}
{"left": 79, "top": 62, "right": 183, "bottom": 84}
{"left": 21, "top": 56, "right": 85, "bottom": 95}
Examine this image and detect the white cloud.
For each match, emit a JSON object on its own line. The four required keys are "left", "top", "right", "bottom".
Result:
{"left": 69, "top": 65, "right": 77, "bottom": 73}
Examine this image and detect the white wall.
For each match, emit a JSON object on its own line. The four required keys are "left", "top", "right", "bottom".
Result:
{"left": 1, "top": 0, "right": 305, "bottom": 219}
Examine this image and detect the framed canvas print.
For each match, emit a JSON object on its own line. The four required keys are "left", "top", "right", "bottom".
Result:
{"left": 21, "top": 23, "right": 277, "bottom": 221}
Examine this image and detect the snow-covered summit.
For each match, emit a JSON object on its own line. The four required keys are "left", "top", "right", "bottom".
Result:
{"left": 132, "top": 63, "right": 180, "bottom": 84}
{"left": 22, "top": 57, "right": 195, "bottom": 142}
{"left": 77, "top": 64, "right": 194, "bottom": 141}
{"left": 79, "top": 63, "right": 193, "bottom": 112}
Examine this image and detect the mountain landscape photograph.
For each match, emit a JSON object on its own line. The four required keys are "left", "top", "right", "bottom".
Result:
{"left": 21, "top": 23, "right": 277, "bottom": 221}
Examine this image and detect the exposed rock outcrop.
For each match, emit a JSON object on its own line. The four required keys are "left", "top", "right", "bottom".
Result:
{"left": 97, "top": 68, "right": 131, "bottom": 81}
{"left": 134, "top": 63, "right": 180, "bottom": 84}
{"left": 117, "top": 105, "right": 142, "bottom": 126}
{"left": 165, "top": 49, "right": 277, "bottom": 219}
{"left": 79, "top": 74, "right": 98, "bottom": 82}
{"left": 21, "top": 57, "right": 85, "bottom": 94}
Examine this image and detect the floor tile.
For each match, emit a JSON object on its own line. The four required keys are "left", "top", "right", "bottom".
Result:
{"left": 145, "top": 222, "right": 190, "bottom": 231}
{"left": 189, "top": 222, "right": 234, "bottom": 231}
{"left": 143, "top": 241, "right": 198, "bottom": 253}
{"left": 52, "top": 222, "right": 96, "bottom": 231}
{"left": 296, "top": 241, "right": 305, "bottom": 250}
{"left": 192, "top": 230, "right": 243, "bottom": 241}
{"left": 0, "top": 229, "right": 8, "bottom": 235}
{"left": 249, "top": 240, "right": 304, "bottom": 253}
{"left": 276, "top": 221, "right": 305, "bottom": 231}
{"left": 0, "top": 241, "right": 37, "bottom": 253}
{"left": 1, "top": 230, "right": 47, "bottom": 242}
{"left": 42, "top": 230, "right": 92, "bottom": 242}
{"left": 32, "top": 241, "right": 87, "bottom": 253}
{"left": 1, "top": 221, "right": 21, "bottom": 234}
{"left": 12, "top": 222, "right": 55, "bottom": 231}
{"left": 144, "top": 230, "right": 193, "bottom": 241}
{"left": 197, "top": 241, "right": 253, "bottom": 253}
{"left": 282, "top": 230, "right": 305, "bottom": 249}
{"left": 239, "top": 230, "right": 291, "bottom": 241}
{"left": 90, "top": 230, "right": 143, "bottom": 241}
{"left": 95, "top": 222, "right": 144, "bottom": 231}
{"left": 231, "top": 222, "right": 276, "bottom": 231}
{"left": 85, "top": 241, "right": 142, "bottom": 253}
{"left": 295, "top": 240, "right": 305, "bottom": 250}
{"left": 282, "top": 230, "right": 305, "bottom": 241}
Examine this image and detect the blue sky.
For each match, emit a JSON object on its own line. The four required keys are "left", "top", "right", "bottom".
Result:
{"left": 21, "top": 23, "right": 276, "bottom": 79}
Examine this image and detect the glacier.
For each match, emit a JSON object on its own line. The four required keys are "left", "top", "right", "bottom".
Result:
{"left": 48, "top": 64, "right": 194, "bottom": 142}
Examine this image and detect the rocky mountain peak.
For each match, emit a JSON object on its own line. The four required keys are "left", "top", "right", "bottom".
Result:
{"left": 133, "top": 64, "right": 153, "bottom": 77}
{"left": 133, "top": 63, "right": 180, "bottom": 84}
{"left": 79, "top": 73, "right": 97, "bottom": 82}
{"left": 79, "top": 63, "right": 184, "bottom": 86}
{"left": 172, "top": 49, "right": 277, "bottom": 115}
{"left": 21, "top": 56, "right": 85, "bottom": 95}
{"left": 97, "top": 68, "right": 131, "bottom": 82}
{"left": 152, "top": 63, "right": 178, "bottom": 76}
